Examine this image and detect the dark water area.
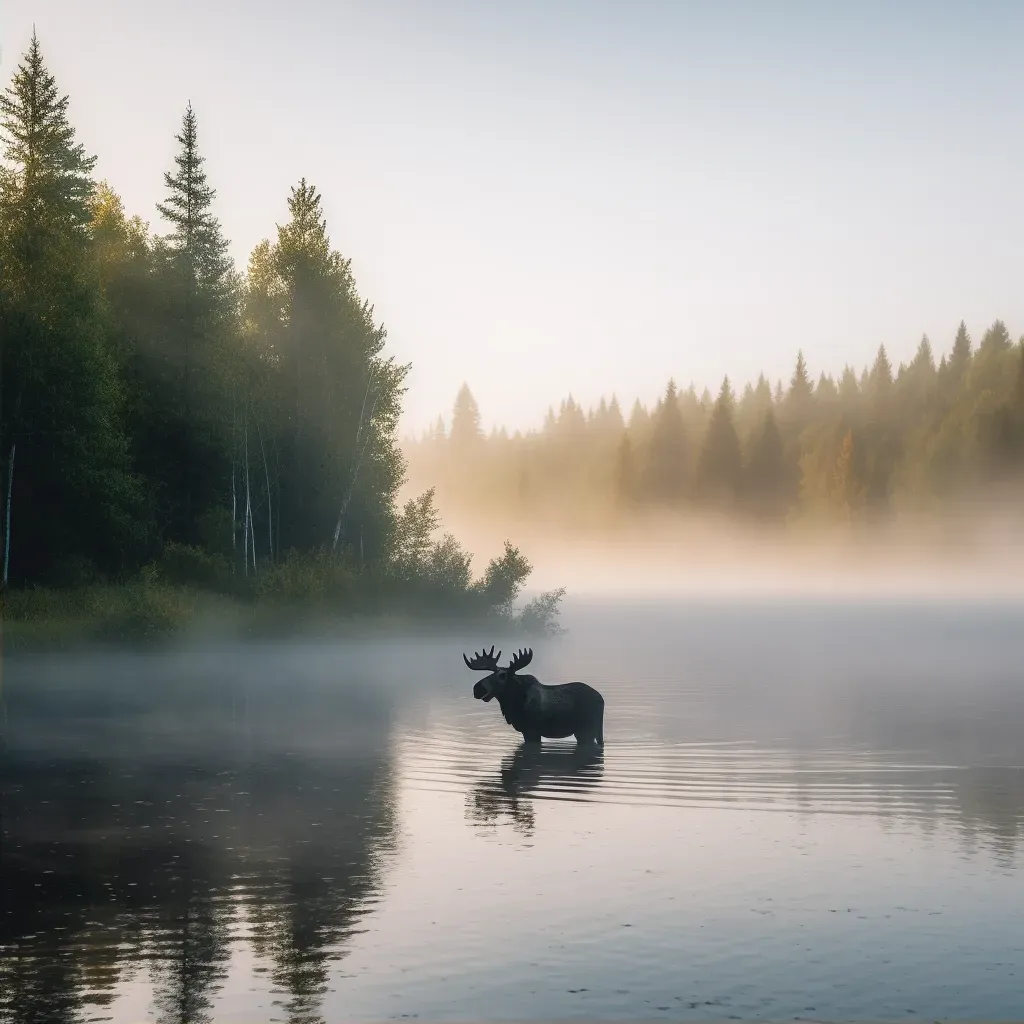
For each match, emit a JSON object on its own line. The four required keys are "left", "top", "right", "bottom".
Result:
{"left": 2, "top": 596, "right": 1024, "bottom": 1022}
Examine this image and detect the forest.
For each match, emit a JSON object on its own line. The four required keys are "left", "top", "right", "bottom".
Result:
{"left": 0, "top": 33, "right": 559, "bottom": 639}
{"left": 406, "top": 323, "right": 1024, "bottom": 536}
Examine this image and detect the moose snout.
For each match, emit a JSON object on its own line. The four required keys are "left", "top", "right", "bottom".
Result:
{"left": 473, "top": 680, "right": 494, "bottom": 701}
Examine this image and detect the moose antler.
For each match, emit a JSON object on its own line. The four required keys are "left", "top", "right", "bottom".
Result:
{"left": 508, "top": 648, "right": 533, "bottom": 673}
{"left": 463, "top": 645, "right": 501, "bottom": 671}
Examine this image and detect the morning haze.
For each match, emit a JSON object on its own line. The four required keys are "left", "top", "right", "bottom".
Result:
{"left": 2, "top": 3, "right": 1024, "bottom": 1022}
{"left": 3, "top": 0, "right": 1023, "bottom": 433}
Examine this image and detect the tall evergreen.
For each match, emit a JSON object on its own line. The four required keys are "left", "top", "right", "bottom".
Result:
{"left": 694, "top": 377, "right": 743, "bottom": 506}
{"left": 151, "top": 103, "right": 235, "bottom": 542}
{"left": 0, "top": 33, "right": 141, "bottom": 583}
{"left": 785, "top": 350, "right": 813, "bottom": 423}
{"left": 450, "top": 383, "right": 483, "bottom": 450}
{"left": 642, "top": 380, "right": 688, "bottom": 504}
{"left": 244, "top": 179, "right": 407, "bottom": 558}
{"left": 742, "top": 409, "right": 788, "bottom": 520}
{"left": 0, "top": 31, "right": 96, "bottom": 271}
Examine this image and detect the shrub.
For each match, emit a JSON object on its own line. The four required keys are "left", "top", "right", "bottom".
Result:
{"left": 518, "top": 587, "right": 567, "bottom": 636}
{"left": 157, "top": 542, "right": 231, "bottom": 590}
{"left": 254, "top": 549, "right": 359, "bottom": 606}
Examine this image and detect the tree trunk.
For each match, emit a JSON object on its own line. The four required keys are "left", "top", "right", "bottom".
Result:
{"left": 243, "top": 414, "right": 250, "bottom": 577}
{"left": 3, "top": 443, "right": 15, "bottom": 588}
{"left": 244, "top": 414, "right": 255, "bottom": 576}
{"left": 332, "top": 373, "right": 378, "bottom": 552}
{"left": 231, "top": 391, "right": 237, "bottom": 576}
{"left": 258, "top": 420, "right": 273, "bottom": 565}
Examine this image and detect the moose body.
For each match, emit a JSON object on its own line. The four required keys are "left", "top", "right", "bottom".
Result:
{"left": 464, "top": 646, "right": 605, "bottom": 746}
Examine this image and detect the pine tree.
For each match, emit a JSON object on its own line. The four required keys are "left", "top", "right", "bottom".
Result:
{"left": 785, "top": 350, "right": 813, "bottom": 422}
{"left": 0, "top": 30, "right": 96, "bottom": 278}
{"left": 979, "top": 319, "right": 1011, "bottom": 354}
{"left": 947, "top": 320, "right": 972, "bottom": 387}
{"left": 911, "top": 335, "right": 935, "bottom": 375}
{"left": 694, "top": 376, "right": 743, "bottom": 506}
{"left": 743, "top": 408, "right": 788, "bottom": 520}
{"left": 0, "top": 32, "right": 141, "bottom": 582}
{"left": 868, "top": 345, "right": 893, "bottom": 404}
{"left": 614, "top": 433, "right": 636, "bottom": 508}
{"left": 152, "top": 103, "right": 235, "bottom": 543}
{"left": 450, "top": 383, "right": 483, "bottom": 450}
{"left": 156, "top": 103, "right": 231, "bottom": 301}
{"left": 245, "top": 179, "right": 407, "bottom": 557}
{"left": 642, "top": 379, "right": 688, "bottom": 504}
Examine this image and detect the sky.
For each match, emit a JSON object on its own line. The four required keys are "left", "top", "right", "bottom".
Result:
{"left": 3, "top": 0, "right": 1023, "bottom": 435}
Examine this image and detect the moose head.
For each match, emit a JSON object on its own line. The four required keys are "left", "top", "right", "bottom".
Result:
{"left": 464, "top": 645, "right": 534, "bottom": 702}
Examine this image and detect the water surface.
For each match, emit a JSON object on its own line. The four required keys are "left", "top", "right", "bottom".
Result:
{"left": 3, "top": 597, "right": 1023, "bottom": 1022}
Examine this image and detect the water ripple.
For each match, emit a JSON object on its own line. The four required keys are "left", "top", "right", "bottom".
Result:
{"left": 398, "top": 723, "right": 977, "bottom": 823}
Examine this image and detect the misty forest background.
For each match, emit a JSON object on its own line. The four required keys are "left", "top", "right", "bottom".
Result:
{"left": 408, "top": 317, "right": 1024, "bottom": 535}
{"left": 3, "top": 35, "right": 1024, "bottom": 637}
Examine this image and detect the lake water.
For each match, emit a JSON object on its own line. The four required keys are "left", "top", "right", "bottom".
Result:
{"left": 2, "top": 596, "right": 1024, "bottom": 1022}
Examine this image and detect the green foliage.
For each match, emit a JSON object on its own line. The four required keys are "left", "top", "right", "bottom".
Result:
{"left": 1, "top": 577, "right": 202, "bottom": 646}
{"left": 475, "top": 541, "right": 533, "bottom": 618}
{"left": 0, "top": 30, "right": 562, "bottom": 638}
{"left": 157, "top": 541, "right": 231, "bottom": 590}
{"left": 392, "top": 488, "right": 441, "bottom": 577}
{"left": 519, "top": 587, "right": 567, "bottom": 637}
{"left": 156, "top": 103, "right": 232, "bottom": 299}
{"left": 1, "top": 35, "right": 145, "bottom": 582}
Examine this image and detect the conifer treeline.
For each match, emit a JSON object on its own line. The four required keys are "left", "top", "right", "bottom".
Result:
{"left": 406, "top": 325, "right": 1024, "bottom": 530}
{"left": 0, "top": 33, "right": 542, "bottom": 620}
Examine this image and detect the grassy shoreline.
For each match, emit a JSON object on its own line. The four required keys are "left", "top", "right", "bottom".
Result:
{"left": 0, "top": 578, "right": 566, "bottom": 654}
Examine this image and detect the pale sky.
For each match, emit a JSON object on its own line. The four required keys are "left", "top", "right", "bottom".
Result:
{"left": 3, "top": 1, "right": 1023, "bottom": 434}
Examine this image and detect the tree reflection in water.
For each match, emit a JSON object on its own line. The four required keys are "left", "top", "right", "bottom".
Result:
{"left": 0, "top": 649, "right": 399, "bottom": 1024}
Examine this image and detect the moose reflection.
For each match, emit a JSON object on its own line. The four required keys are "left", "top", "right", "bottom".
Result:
{"left": 466, "top": 741, "right": 606, "bottom": 835}
{"left": 464, "top": 645, "right": 606, "bottom": 746}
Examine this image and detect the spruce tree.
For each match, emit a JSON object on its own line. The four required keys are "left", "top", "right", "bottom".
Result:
{"left": 0, "top": 33, "right": 141, "bottom": 582}
{"left": 152, "top": 102, "right": 235, "bottom": 543}
{"left": 0, "top": 30, "right": 96, "bottom": 275}
{"left": 743, "top": 408, "right": 788, "bottom": 520}
{"left": 786, "top": 350, "right": 813, "bottom": 420}
{"left": 244, "top": 179, "right": 407, "bottom": 557}
{"left": 947, "top": 320, "right": 972, "bottom": 386}
{"left": 642, "top": 380, "right": 688, "bottom": 504}
{"left": 156, "top": 103, "right": 232, "bottom": 302}
{"left": 694, "top": 377, "right": 743, "bottom": 506}
{"left": 450, "top": 383, "right": 483, "bottom": 450}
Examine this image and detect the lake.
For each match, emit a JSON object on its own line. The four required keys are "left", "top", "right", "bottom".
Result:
{"left": 2, "top": 596, "right": 1024, "bottom": 1022}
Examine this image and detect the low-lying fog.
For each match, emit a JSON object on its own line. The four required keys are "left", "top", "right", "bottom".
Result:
{"left": 429, "top": 502, "right": 1024, "bottom": 600}
{"left": 4, "top": 552, "right": 1024, "bottom": 1021}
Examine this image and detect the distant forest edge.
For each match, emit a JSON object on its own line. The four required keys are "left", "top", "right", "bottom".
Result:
{"left": 406, "top": 321, "right": 1024, "bottom": 536}
{"left": 0, "top": 33, "right": 563, "bottom": 641}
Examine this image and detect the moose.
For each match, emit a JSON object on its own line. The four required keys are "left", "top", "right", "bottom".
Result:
{"left": 463, "top": 645, "right": 605, "bottom": 746}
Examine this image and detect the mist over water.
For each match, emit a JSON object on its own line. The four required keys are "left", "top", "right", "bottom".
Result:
{"left": 3, "top": 594, "right": 1024, "bottom": 1021}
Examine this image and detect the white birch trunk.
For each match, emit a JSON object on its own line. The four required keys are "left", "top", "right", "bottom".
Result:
{"left": 243, "top": 415, "right": 250, "bottom": 577}
{"left": 258, "top": 422, "right": 273, "bottom": 565}
{"left": 332, "top": 387, "right": 379, "bottom": 552}
{"left": 231, "top": 390, "right": 237, "bottom": 574}
{"left": 3, "top": 443, "right": 15, "bottom": 588}
{"left": 244, "top": 414, "right": 255, "bottom": 576}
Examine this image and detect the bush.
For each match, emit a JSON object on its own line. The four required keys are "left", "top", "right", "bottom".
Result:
{"left": 254, "top": 549, "right": 359, "bottom": 606}
{"left": 157, "top": 542, "right": 231, "bottom": 590}
{"left": 518, "top": 587, "right": 567, "bottom": 636}
{"left": 1, "top": 576, "right": 200, "bottom": 646}
{"left": 474, "top": 541, "right": 533, "bottom": 618}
